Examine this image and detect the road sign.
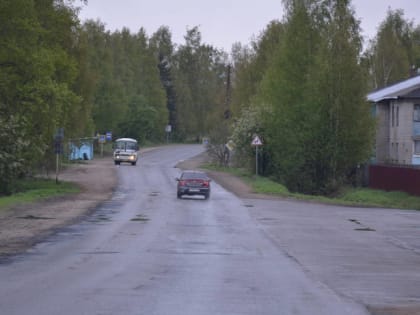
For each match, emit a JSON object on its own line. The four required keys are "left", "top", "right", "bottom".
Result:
{"left": 251, "top": 135, "right": 263, "bottom": 146}
{"left": 106, "top": 132, "right": 112, "bottom": 141}
{"left": 251, "top": 135, "right": 263, "bottom": 176}
{"left": 98, "top": 135, "right": 106, "bottom": 144}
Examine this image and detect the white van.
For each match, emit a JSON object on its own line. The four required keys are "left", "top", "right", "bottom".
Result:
{"left": 113, "top": 138, "right": 139, "bottom": 165}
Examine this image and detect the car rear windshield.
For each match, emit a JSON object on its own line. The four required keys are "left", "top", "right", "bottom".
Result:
{"left": 181, "top": 172, "right": 208, "bottom": 180}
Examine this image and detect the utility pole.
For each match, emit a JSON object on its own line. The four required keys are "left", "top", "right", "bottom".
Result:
{"left": 224, "top": 63, "right": 232, "bottom": 120}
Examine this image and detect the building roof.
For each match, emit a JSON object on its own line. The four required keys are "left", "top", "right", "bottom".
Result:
{"left": 403, "top": 87, "right": 420, "bottom": 98}
{"left": 367, "top": 75, "right": 420, "bottom": 102}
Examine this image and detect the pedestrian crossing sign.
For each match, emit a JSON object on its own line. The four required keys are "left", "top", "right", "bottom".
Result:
{"left": 251, "top": 135, "right": 263, "bottom": 146}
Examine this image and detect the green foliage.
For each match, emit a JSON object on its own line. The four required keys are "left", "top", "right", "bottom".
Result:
{"left": 0, "top": 116, "right": 29, "bottom": 195}
{"left": 250, "top": 176, "right": 420, "bottom": 210}
{"left": 3, "top": 0, "right": 418, "bottom": 201}
{"left": 204, "top": 163, "right": 420, "bottom": 210}
{"left": 0, "top": 178, "right": 79, "bottom": 208}
{"left": 230, "top": 21, "right": 284, "bottom": 116}
{"left": 206, "top": 121, "right": 231, "bottom": 166}
{"left": 0, "top": 0, "right": 86, "bottom": 193}
{"left": 230, "top": 104, "right": 271, "bottom": 169}
{"left": 340, "top": 188, "right": 420, "bottom": 210}
{"left": 260, "top": 0, "right": 322, "bottom": 193}
{"left": 363, "top": 9, "right": 418, "bottom": 88}
{"left": 231, "top": 0, "right": 375, "bottom": 195}
{"left": 82, "top": 23, "right": 167, "bottom": 142}
{"left": 1, "top": 1, "right": 231, "bottom": 195}
{"left": 250, "top": 176, "right": 290, "bottom": 195}
{"left": 150, "top": 26, "right": 177, "bottom": 137}
{"left": 118, "top": 95, "right": 161, "bottom": 143}
{"left": 302, "top": 0, "right": 375, "bottom": 193}
{"left": 174, "top": 27, "right": 228, "bottom": 140}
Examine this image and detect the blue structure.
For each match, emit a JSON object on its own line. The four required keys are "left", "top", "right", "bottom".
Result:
{"left": 69, "top": 138, "right": 94, "bottom": 160}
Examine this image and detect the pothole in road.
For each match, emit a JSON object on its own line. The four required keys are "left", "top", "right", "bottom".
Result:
{"left": 88, "top": 214, "right": 112, "bottom": 223}
{"left": 355, "top": 227, "right": 376, "bottom": 232}
{"left": 349, "top": 218, "right": 375, "bottom": 231}
{"left": 80, "top": 251, "right": 120, "bottom": 255}
{"left": 96, "top": 215, "right": 111, "bottom": 221}
{"left": 17, "top": 215, "right": 55, "bottom": 220}
{"left": 243, "top": 204, "right": 254, "bottom": 208}
{"left": 258, "top": 217, "right": 277, "bottom": 222}
{"left": 131, "top": 214, "right": 149, "bottom": 222}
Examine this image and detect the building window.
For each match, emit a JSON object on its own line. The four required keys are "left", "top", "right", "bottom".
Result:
{"left": 414, "top": 104, "right": 420, "bottom": 122}
{"left": 415, "top": 140, "right": 420, "bottom": 155}
{"left": 391, "top": 104, "right": 394, "bottom": 126}
{"left": 396, "top": 106, "right": 399, "bottom": 127}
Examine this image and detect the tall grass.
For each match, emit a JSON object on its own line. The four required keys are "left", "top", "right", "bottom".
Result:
{"left": 203, "top": 164, "right": 420, "bottom": 210}
{"left": 0, "top": 179, "right": 79, "bottom": 209}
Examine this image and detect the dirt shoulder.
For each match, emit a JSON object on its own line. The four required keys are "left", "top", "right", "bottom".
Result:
{"left": 0, "top": 158, "right": 116, "bottom": 258}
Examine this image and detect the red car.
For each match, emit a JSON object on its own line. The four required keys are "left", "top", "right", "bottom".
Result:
{"left": 176, "top": 171, "right": 211, "bottom": 199}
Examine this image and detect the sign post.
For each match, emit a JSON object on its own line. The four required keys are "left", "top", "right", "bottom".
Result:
{"left": 98, "top": 134, "right": 106, "bottom": 157}
{"left": 165, "top": 125, "right": 172, "bottom": 143}
{"left": 251, "top": 135, "right": 263, "bottom": 176}
{"left": 54, "top": 128, "right": 64, "bottom": 184}
{"left": 106, "top": 131, "right": 112, "bottom": 142}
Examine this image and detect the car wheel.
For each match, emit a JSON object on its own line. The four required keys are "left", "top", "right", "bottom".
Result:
{"left": 132, "top": 162, "right": 136, "bottom": 166}
{"left": 177, "top": 192, "right": 182, "bottom": 199}
{"left": 204, "top": 192, "right": 210, "bottom": 200}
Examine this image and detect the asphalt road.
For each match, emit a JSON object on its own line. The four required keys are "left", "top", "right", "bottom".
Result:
{"left": 0, "top": 145, "right": 419, "bottom": 314}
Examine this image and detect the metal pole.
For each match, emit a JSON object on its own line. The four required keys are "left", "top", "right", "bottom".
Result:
{"left": 55, "top": 153, "right": 59, "bottom": 184}
{"left": 255, "top": 146, "right": 258, "bottom": 177}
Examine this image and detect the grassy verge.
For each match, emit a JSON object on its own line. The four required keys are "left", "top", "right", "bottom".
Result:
{"left": 204, "top": 164, "right": 420, "bottom": 210}
{"left": 0, "top": 179, "right": 80, "bottom": 209}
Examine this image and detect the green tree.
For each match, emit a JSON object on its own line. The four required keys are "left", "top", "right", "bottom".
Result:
{"left": 255, "top": 0, "right": 374, "bottom": 194}
{"left": 82, "top": 23, "right": 167, "bottom": 142}
{"left": 118, "top": 95, "right": 159, "bottom": 143}
{"left": 308, "top": 0, "right": 374, "bottom": 193}
{"left": 0, "top": 116, "right": 29, "bottom": 195}
{"left": 0, "top": 0, "right": 84, "bottom": 179}
{"left": 150, "top": 26, "right": 177, "bottom": 138}
{"left": 231, "top": 21, "right": 284, "bottom": 116}
{"left": 174, "top": 27, "right": 227, "bottom": 140}
{"left": 260, "top": 0, "right": 320, "bottom": 192}
{"left": 363, "top": 9, "right": 415, "bottom": 88}
{"left": 81, "top": 21, "right": 122, "bottom": 134}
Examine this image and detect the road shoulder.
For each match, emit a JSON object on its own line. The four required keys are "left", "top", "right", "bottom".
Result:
{"left": 0, "top": 158, "right": 116, "bottom": 257}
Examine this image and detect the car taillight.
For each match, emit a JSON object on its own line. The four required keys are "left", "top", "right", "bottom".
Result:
{"left": 202, "top": 181, "right": 209, "bottom": 187}
{"left": 179, "top": 180, "right": 187, "bottom": 186}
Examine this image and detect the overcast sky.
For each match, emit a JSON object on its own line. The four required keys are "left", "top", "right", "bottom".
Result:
{"left": 78, "top": 0, "right": 419, "bottom": 51}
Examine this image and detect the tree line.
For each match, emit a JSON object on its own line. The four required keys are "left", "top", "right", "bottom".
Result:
{"left": 1, "top": 0, "right": 419, "bottom": 195}
{"left": 229, "top": 0, "right": 420, "bottom": 195}
{"left": 0, "top": 0, "right": 227, "bottom": 194}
